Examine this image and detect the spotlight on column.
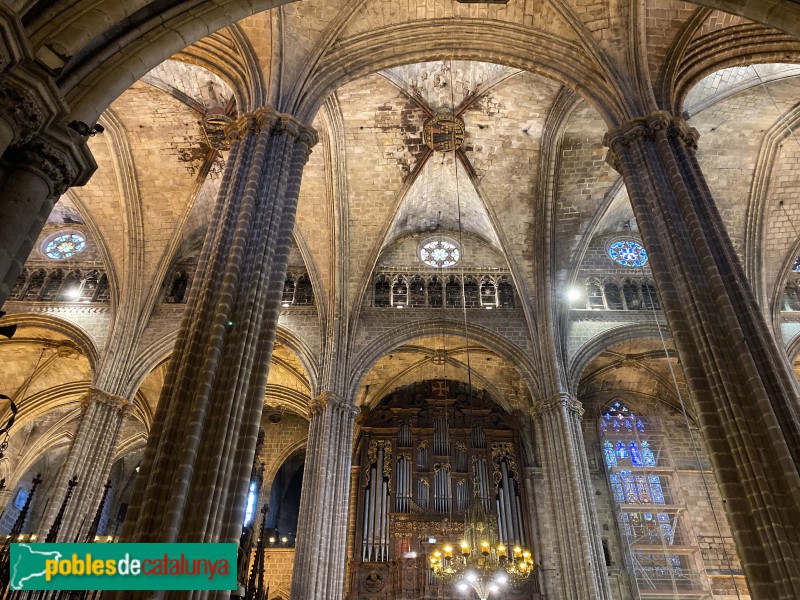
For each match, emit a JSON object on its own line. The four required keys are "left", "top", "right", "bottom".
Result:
{"left": 0, "top": 312, "right": 16, "bottom": 339}
{"left": 68, "top": 120, "right": 105, "bottom": 137}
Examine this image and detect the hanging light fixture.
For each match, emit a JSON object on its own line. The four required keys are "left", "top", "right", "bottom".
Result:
{"left": 422, "top": 59, "right": 535, "bottom": 600}
{"left": 428, "top": 501, "right": 534, "bottom": 599}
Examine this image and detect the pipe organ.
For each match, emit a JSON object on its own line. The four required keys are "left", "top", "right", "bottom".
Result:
{"left": 348, "top": 380, "right": 536, "bottom": 599}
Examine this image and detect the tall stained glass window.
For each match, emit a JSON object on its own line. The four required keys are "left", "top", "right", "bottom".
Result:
{"left": 243, "top": 481, "right": 257, "bottom": 525}
{"left": 599, "top": 400, "right": 704, "bottom": 596}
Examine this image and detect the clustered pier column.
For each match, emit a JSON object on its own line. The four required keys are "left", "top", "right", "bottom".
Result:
{"left": 606, "top": 111, "right": 800, "bottom": 599}
{"left": 37, "top": 388, "right": 129, "bottom": 540}
{"left": 115, "top": 107, "right": 316, "bottom": 599}
{"left": 531, "top": 394, "right": 612, "bottom": 600}
{"left": 290, "top": 391, "right": 358, "bottom": 600}
{"left": 0, "top": 127, "right": 94, "bottom": 306}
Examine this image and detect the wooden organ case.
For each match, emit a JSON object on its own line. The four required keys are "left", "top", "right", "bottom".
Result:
{"left": 348, "top": 380, "right": 537, "bottom": 599}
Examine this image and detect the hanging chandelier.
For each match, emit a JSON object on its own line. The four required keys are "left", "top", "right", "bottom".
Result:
{"left": 428, "top": 501, "right": 534, "bottom": 599}
{"left": 420, "top": 59, "right": 534, "bottom": 600}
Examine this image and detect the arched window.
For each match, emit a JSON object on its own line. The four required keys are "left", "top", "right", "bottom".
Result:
{"left": 80, "top": 270, "right": 100, "bottom": 302}
{"left": 166, "top": 271, "right": 189, "bottom": 303}
{"left": 282, "top": 275, "right": 296, "bottom": 306}
{"left": 480, "top": 277, "right": 497, "bottom": 308}
{"left": 243, "top": 481, "right": 258, "bottom": 526}
{"left": 10, "top": 270, "right": 28, "bottom": 300}
{"left": 498, "top": 276, "right": 514, "bottom": 308}
{"left": 587, "top": 280, "right": 604, "bottom": 309}
{"left": 445, "top": 276, "right": 461, "bottom": 307}
{"left": 604, "top": 280, "right": 624, "bottom": 310}
{"left": 294, "top": 275, "right": 313, "bottom": 306}
{"left": 409, "top": 275, "right": 425, "bottom": 307}
{"left": 463, "top": 276, "right": 480, "bottom": 308}
{"left": 641, "top": 280, "right": 660, "bottom": 310}
{"left": 95, "top": 274, "right": 110, "bottom": 303}
{"left": 40, "top": 269, "right": 64, "bottom": 301}
{"left": 391, "top": 277, "right": 408, "bottom": 307}
{"left": 599, "top": 400, "right": 702, "bottom": 595}
{"left": 428, "top": 276, "right": 443, "bottom": 308}
{"left": 24, "top": 269, "right": 47, "bottom": 300}
{"left": 786, "top": 284, "right": 800, "bottom": 311}
{"left": 374, "top": 275, "right": 390, "bottom": 307}
{"left": 623, "top": 279, "right": 642, "bottom": 310}
{"left": 59, "top": 270, "right": 83, "bottom": 301}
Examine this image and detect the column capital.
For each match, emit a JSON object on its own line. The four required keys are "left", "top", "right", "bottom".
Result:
{"left": 225, "top": 107, "right": 318, "bottom": 149}
{"left": 530, "top": 393, "right": 584, "bottom": 420}
{"left": 2, "top": 124, "right": 96, "bottom": 195}
{"left": 309, "top": 390, "right": 359, "bottom": 417}
{"left": 603, "top": 111, "right": 699, "bottom": 170}
{"left": 80, "top": 388, "right": 131, "bottom": 415}
{"left": 0, "top": 59, "right": 70, "bottom": 147}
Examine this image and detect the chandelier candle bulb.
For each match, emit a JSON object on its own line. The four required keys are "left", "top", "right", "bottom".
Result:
{"left": 460, "top": 542, "right": 470, "bottom": 556}
{"left": 481, "top": 542, "right": 490, "bottom": 555}
{"left": 513, "top": 546, "right": 522, "bottom": 558}
{"left": 444, "top": 545, "right": 453, "bottom": 558}
{"left": 497, "top": 545, "right": 506, "bottom": 558}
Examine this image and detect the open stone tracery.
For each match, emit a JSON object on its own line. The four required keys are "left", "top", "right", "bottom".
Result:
{"left": 0, "top": 1, "right": 799, "bottom": 599}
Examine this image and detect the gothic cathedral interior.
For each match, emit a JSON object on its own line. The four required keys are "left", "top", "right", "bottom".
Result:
{"left": 1, "top": 0, "right": 800, "bottom": 599}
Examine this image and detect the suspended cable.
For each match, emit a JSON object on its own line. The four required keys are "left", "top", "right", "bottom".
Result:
{"left": 636, "top": 250, "right": 743, "bottom": 599}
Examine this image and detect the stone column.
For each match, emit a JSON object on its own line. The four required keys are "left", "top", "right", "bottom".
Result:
{"left": 531, "top": 394, "right": 611, "bottom": 600}
{"left": 290, "top": 392, "right": 358, "bottom": 600}
{"left": 37, "top": 388, "right": 130, "bottom": 540}
{"left": 605, "top": 111, "right": 800, "bottom": 599}
{"left": 343, "top": 464, "right": 360, "bottom": 595}
{"left": 0, "top": 126, "right": 95, "bottom": 306}
{"left": 116, "top": 108, "right": 316, "bottom": 583}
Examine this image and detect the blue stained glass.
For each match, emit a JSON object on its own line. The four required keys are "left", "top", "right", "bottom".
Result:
{"left": 601, "top": 401, "right": 645, "bottom": 435}
{"left": 658, "top": 513, "right": 674, "bottom": 541}
{"left": 618, "top": 512, "right": 633, "bottom": 537}
{"left": 44, "top": 233, "right": 86, "bottom": 260}
{"left": 243, "top": 481, "right": 257, "bottom": 525}
{"left": 609, "top": 475, "right": 625, "bottom": 503}
{"left": 636, "top": 475, "right": 651, "bottom": 503}
{"left": 794, "top": 257, "right": 800, "bottom": 272}
{"left": 649, "top": 475, "right": 665, "bottom": 504}
{"left": 616, "top": 441, "right": 628, "bottom": 460}
{"left": 641, "top": 440, "right": 656, "bottom": 466}
{"left": 620, "top": 471, "right": 638, "bottom": 503}
{"left": 630, "top": 441, "right": 643, "bottom": 466}
{"left": 603, "top": 441, "right": 617, "bottom": 469}
{"left": 608, "top": 240, "right": 648, "bottom": 267}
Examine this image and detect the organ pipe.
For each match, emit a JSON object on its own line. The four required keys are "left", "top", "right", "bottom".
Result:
{"left": 362, "top": 444, "right": 390, "bottom": 562}
{"left": 496, "top": 458, "right": 525, "bottom": 547}
{"left": 396, "top": 456, "right": 411, "bottom": 513}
